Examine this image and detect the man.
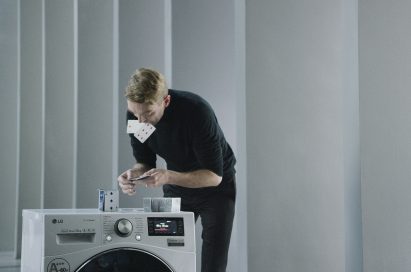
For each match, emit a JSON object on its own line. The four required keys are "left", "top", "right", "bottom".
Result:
{"left": 117, "top": 68, "right": 236, "bottom": 272}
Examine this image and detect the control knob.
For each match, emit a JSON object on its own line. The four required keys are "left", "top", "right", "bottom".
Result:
{"left": 115, "top": 219, "right": 133, "bottom": 237}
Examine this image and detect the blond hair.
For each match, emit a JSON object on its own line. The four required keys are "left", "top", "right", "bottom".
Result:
{"left": 125, "top": 68, "right": 168, "bottom": 104}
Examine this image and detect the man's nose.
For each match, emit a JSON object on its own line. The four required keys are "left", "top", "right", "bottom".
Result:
{"left": 134, "top": 114, "right": 144, "bottom": 123}
{"left": 138, "top": 116, "right": 146, "bottom": 123}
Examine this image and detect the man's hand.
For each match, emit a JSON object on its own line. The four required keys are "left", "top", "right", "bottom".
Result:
{"left": 118, "top": 166, "right": 222, "bottom": 194}
{"left": 118, "top": 168, "right": 170, "bottom": 192}
{"left": 118, "top": 164, "right": 152, "bottom": 195}
{"left": 142, "top": 168, "right": 170, "bottom": 188}
{"left": 145, "top": 168, "right": 222, "bottom": 188}
{"left": 118, "top": 168, "right": 147, "bottom": 195}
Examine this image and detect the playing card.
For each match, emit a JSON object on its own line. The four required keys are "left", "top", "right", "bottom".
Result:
{"left": 133, "top": 122, "right": 156, "bottom": 143}
{"left": 129, "top": 174, "right": 150, "bottom": 181}
{"left": 127, "top": 120, "right": 140, "bottom": 133}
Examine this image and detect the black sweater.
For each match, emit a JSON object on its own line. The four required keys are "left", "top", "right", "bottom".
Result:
{"left": 127, "top": 89, "right": 236, "bottom": 197}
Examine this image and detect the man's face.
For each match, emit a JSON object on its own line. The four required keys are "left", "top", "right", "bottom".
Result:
{"left": 127, "top": 95, "right": 170, "bottom": 125}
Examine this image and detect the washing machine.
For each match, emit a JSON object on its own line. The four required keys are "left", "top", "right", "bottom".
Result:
{"left": 21, "top": 209, "right": 196, "bottom": 272}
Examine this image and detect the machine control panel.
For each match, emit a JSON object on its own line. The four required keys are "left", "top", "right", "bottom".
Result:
{"left": 147, "top": 217, "right": 184, "bottom": 236}
{"left": 99, "top": 213, "right": 187, "bottom": 246}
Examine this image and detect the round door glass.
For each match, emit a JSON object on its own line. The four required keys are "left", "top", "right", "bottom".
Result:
{"left": 76, "top": 248, "right": 174, "bottom": 272}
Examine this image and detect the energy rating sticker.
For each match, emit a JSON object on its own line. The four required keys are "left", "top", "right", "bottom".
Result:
{"left": 47, "top": 258, "right": 70, "bottom": 272}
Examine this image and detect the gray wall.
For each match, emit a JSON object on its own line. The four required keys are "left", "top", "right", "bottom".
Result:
{"left": 360, "top": 1, "right": 411, "bottom": 271}
{"left": 246, "top": 0, "right": 361, "bottom": 271}
{"left": 0, "top": 0, "right": 19, "bottom": 253}
{"left": 43, "top": 0, "right": 77, "bottom": 208}
{"left": 12, "top": 0, "right": 117, "bottom": 258}
{"left": 77, "top": 0, "right": 116, "bottom": 208}
{"left": 172, "top": 1, "right": 247, "bottom": 271}
{"left": 117, "top": 0, "right": 170, "bottom": 209}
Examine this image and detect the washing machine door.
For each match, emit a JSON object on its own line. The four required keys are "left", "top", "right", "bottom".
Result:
{"left": 75, "top": 248, "right": 174, "bottom": 272}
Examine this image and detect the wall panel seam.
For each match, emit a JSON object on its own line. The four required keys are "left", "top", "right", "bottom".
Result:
{"left": 14, "top": 0, "right": 21, "bottom": 259}
{"left": 72, "top": 0, "right": 78, "bottom": 207}
{"left": 112, "top": 0, "right": 119, "bottom": 188}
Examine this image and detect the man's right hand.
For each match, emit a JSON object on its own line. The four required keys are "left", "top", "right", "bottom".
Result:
{"left": 117, "top": 168, "right": 140, "bottom": 196}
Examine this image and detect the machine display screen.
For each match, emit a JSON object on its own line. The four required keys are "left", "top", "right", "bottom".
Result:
{"left": 147, "top": 217, "right": 184, "bottom": 236}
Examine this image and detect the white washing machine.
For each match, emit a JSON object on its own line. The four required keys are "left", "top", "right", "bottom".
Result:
{"left": 21, "top": 209, "right": 196, "bottom": 272}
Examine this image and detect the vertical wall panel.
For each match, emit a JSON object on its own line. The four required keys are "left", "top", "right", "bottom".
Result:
{"left": 360, "top": 1, "right": 411, "bottom": 271}
{"left": 44, "top": 0, "right": 76, "bottom": 208}
{"left": 14, "top": 0, "right": 44, "bottom": 258}
{"left": 112, "top": 0, "right": 119, "bottom": 187}
{"left": 342, "top": 1, "right": 362, "bottom": 272}
{"left": 0, "top": 0, "right": 19, "bottom": 253}
{"left": 18, "top": 0, "right": 44, "bottom": 217}
{"left": 232, "top": 0, "right": 247, "bottom": 270}
{"left": 77, "top": 0, "right": 114, "bottom": 208}
{"left": 172, "top": 0, "right": 237, "bottom": 144}
{"left": 118, "top": 0, "right": 169, "bottom": 208}
{"left": 172, "top": 1, "right": 246, "bottom": 271}
{"left": 246, "top": 0, "right": 359, "bottom": 271}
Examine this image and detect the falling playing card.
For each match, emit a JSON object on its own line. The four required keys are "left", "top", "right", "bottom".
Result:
{"left": 133, "top": 123, "right": 156, "bottom": 143}
{"left": 127, "top": 120, "right": 156, "bottom": 143}
{"left": 127, "top": 120, "right": 140, "bottom": 134}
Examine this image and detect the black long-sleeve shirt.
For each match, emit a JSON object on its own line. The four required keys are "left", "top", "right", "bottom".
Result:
{"left": 127, "top": 89, "right": 236, "bottom": 197}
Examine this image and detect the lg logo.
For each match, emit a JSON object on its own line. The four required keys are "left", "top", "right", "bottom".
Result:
{"left": 52, "top": 219, "right": 63, "bottom": 224}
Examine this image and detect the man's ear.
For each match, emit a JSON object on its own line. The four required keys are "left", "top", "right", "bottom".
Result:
{"left": 164, "top": 95, "right": 171, "bottom": 107}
